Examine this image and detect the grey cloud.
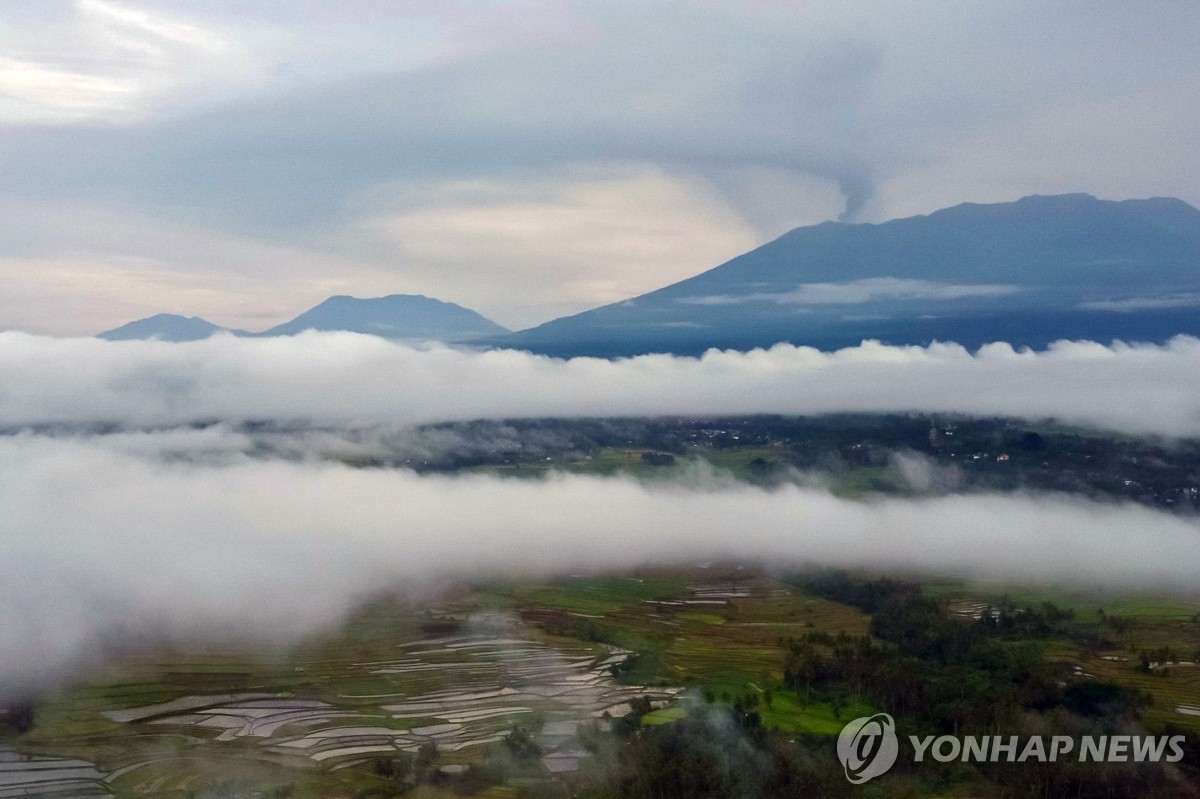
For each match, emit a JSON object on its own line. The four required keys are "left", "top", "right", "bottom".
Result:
{"left": 888, "top": 450, "right": 964, "bottom": 494}
{"left": 0, "top": 3, "right": 884, "bottom": 230}
{"left": 4, "top": 1, "right": 1197, "bottom": 235}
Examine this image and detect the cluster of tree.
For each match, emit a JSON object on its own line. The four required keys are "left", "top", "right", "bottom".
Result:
{"left": 0, "top": 701, "right": 35, "bottom": 735}
{"left": 394, "top": 414, "right": 1200, "bottom": 511}
{"left": 364, "top": 721, "right": 552, "bottom": 798}
{"left": 367, "top": 742, "right": 440, "bottom": 796}
{"left": 781, "top": 570, "right": 1197, "bottom": 796}
{"left": 577, "top": 702, "right": 854, "bottom": 799}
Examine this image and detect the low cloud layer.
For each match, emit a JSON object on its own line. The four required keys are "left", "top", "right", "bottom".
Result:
{"left": 1, "top": 333, "right": 1199, "bottom": 436}
{"left": 2, "top": 433, "right": 1199, "bottom": 693}
{"left": 2, "top": 332, "right": 1197, "bottom": 692}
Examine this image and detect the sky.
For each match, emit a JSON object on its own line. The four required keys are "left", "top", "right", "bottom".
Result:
{"left": 1, "top": 1, "right": 1198, "bottom": 335}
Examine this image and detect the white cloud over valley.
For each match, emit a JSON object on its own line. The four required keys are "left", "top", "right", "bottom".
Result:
{"left": 0, "top": 332, "right": 1197, "bottom": 436}
{"left": 2, "top": 433, "right": 1199, "bottom": 692}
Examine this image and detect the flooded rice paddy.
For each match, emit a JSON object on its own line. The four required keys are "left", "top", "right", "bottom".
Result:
{"left": 0, "top": 746, "right": 108, "bottom": 799}
{"left": 24, "top": 612, "right": 680, "bottom": 792}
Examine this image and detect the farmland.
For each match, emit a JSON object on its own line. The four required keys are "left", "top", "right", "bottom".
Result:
{"left": 3, "top": 563, "right": 1199, "bottom": 797}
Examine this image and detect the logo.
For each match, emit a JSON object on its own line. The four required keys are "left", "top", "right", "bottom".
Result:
{"left": 837, "top": 713, "right": 898, "bottom": 784}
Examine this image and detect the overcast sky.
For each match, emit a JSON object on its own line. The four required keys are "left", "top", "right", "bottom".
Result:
{"left": 2, "top": 1, "right": 1198, "bottom": 335}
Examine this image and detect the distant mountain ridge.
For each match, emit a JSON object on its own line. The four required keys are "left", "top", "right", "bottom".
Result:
{"left": 490, "top": 193, "right": 1200, "bottom": 356}
{"left": 97, "top": 314, "right": 243, "bottom": 342}
{"left": 98, "top": 195, "right": 1200, "bottom": 354}
{"left": 98, "top": 295, "right": 509, "bottom": 343}
{"left": 259, "top": 294, "right": 508, "bottom": 340}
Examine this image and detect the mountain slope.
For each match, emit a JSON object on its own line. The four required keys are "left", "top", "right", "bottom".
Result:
{"left": 493, "top": 194, "right": 1200, "bottom": 356}
{"left": 97, "top": 314, "right": 234, "bottom": 342}
{"left": 259, "top": 294, "right": 509, "bottom": 341}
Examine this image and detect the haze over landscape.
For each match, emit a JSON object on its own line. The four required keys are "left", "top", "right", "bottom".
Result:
{"left": 6, "top": 432, "right": 1200, "bottom": 692}
{"left": 3, "top": 3, "right": 1200, "bottom": 797}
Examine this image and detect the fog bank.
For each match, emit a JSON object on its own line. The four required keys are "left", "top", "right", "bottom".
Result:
{"left": 0, "top": 332, "right": 1199, "bottom": 435}
{"left": 2, "top": 435, "right": 1198, "bottom": 693}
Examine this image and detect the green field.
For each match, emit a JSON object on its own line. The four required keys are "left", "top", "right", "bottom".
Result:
{"left": 502, "top": 566, "right": 873, "bottom": 732}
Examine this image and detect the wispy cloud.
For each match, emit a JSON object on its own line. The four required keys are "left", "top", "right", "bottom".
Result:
{"left": 0, "top": 0, "right": 240, "bottom": 124}
{"left": 680, "top": 278, "right": 1024, "bottom": 306}
{"left": 1079, "top": 293, "right": 1200, "bottom": 312}
{"left": 0, "top": 55, "right": 140, "bottom": 122}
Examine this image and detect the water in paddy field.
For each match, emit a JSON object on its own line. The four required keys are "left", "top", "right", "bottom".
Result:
{"left": 0, "top": 745, "right": 108, "bottom": 799}
{"left": 88, "top": 611, "right": 678, "bottom": 787}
